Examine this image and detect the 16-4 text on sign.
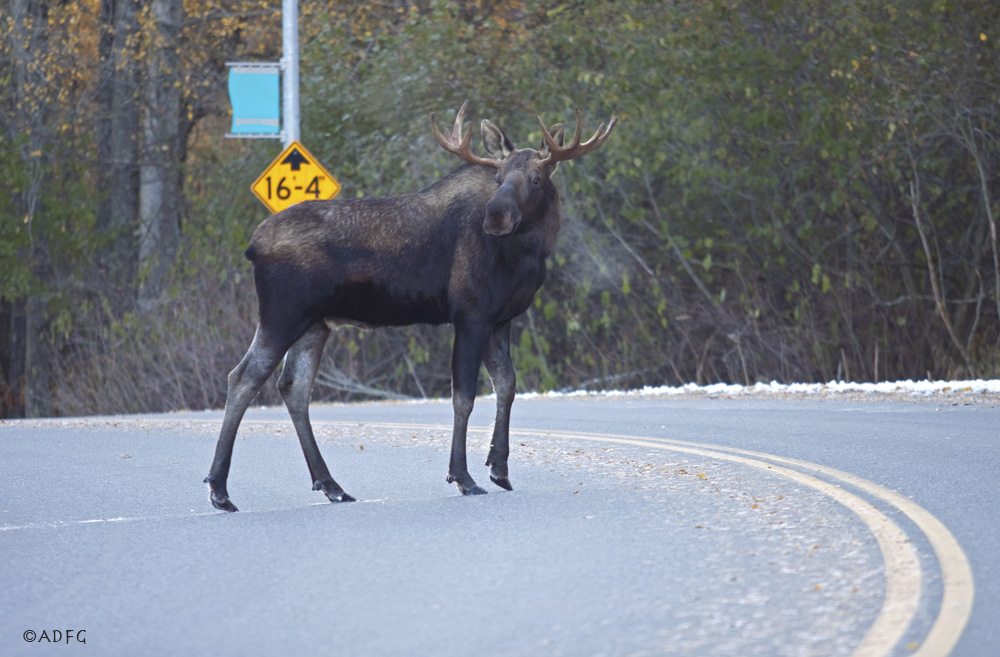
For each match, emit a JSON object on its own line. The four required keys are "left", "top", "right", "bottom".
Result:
{"left": 251, "top": 141, "right": 340, "bottom": 214}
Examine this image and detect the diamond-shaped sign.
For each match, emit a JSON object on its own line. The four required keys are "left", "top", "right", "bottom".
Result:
{"left": 251, "top": 141, "right": 340, "bottom": 214}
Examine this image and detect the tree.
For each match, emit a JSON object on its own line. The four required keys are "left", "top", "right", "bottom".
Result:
{"left": 96, "top": 0, "right": 141, "bottom": 312}
{"left": 1, "top": 0, "right": 998, "bottom": 417}
{"left": 138, "top": 0, "right": 183, "bottom": 309}
{"left": 3, "top": 0, "right": 54, "bottom": 416}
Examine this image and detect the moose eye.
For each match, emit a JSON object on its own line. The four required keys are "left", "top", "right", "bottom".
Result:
{"left": 532, "top": 176, "right": 541, "bottom": 186}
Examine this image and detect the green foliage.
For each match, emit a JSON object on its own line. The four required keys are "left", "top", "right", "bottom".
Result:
{"left": 3, "top": 0, "right": 1000, "bottom": 416}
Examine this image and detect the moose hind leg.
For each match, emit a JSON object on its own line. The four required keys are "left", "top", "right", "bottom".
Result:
{"left": 483, "top": 321, "right": 514, "bottom": 491}
{"left": 205, "top": 327, "right": 289, "bottom": 512}
{"left": 446, "top": 321, "right": 491, "bottom": 496}
{"left": 278, "top": 322, "right": 355, "bottom": 503}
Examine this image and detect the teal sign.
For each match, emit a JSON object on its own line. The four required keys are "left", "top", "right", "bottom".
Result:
{"left": 227, "top": 63, "right": 280, "bottom": 137}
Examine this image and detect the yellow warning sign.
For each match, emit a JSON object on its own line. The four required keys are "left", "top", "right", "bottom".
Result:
{"left": 251, "top": 141, "right": 340, "bottom": 214}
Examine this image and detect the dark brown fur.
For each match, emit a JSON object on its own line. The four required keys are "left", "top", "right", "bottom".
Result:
{"left": 204, "top": 106, "right": 613, "bottom": 511}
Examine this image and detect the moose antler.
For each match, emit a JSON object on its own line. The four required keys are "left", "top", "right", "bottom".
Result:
{"left": 430, "top": 100, "right": 501, "bottom": 169}
{"left": 538, "top": 108, "right": 618, "bottom": 165}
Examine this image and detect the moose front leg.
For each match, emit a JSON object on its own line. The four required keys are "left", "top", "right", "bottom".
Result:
{"left": 447, "top": 321, "right": 491, "bottom": 495}
{"left": 483, "top": 321, "right": 514, "bottom": 491}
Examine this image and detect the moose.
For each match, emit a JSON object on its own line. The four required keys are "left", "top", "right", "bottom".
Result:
{"left": 205, "top": 102, "right": 617, "bottom": 511}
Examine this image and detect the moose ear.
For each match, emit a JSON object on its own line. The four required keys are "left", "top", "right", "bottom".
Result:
{"left": 481, "top": 120, "right": 515, "bottom": 160}
{"left": 539, "top": 123, "right": 565, "bottom": 173}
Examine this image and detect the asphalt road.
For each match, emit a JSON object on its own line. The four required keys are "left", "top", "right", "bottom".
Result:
{"left": 1, "top": 394, "right": 996, "bottom": 657}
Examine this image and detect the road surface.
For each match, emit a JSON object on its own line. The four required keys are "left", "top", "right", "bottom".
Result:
{"left": 1, "top": 394, "right": 995, "bottom": 656}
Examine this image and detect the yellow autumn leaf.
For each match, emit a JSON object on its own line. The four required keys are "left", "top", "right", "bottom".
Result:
{"left": 696, "top": 472, "right": 707, "bottom": 480}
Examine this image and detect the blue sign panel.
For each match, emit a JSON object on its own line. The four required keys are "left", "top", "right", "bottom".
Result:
{"left": 227, "top": 63, "right": 280, "bottom": 137}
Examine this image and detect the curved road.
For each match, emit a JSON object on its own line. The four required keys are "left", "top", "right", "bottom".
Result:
{"left": 0, "top": 395, "right": 996, "bottom": 656}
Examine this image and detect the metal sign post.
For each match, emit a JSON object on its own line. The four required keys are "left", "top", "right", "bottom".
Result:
{"left": 227, "top": 0, "right": 339, "bottom": 212}
{"left": 226, "top": 0, "right": 299, "bottom": 144}
{"left": 281, "top": 0, "right": 300, "bottom": 147}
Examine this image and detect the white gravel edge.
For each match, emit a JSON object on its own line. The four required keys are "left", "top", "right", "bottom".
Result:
{"left": 519, "top": 378, "right": 1000, "bottom": 399}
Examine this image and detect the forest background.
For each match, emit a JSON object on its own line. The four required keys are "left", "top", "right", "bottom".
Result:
{"left": 2, "top": 0, "right": 998, "bottom": 417}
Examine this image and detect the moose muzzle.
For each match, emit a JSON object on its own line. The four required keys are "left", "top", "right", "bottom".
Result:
{"left": 484, "top": 178, "right": 523, "bottom": 236}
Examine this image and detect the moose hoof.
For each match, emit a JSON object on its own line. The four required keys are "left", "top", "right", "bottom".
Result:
{"left": 314, "top": 480, "right": 356, "bottom": 503}
{"left": 326, "top": 490, "right": 356, "bottom": 503}
{"left": 490, "top": 475, "right": 513, "bottom": 491}
{"left": 447, "top": 474, "right": 488, "bottom": 496}
{"left": 205, "top": 477, "right": 239, "bottom": 512}
{"left": 210, "top": 493, "right": 239, "bottom": 513}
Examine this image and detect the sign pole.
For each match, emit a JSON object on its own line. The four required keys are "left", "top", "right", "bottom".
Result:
{"left": 242, "top": 0, "right": 340, "bottom": 213}
{"left": 281, "top": 0, "right": 300, "bottom": 147}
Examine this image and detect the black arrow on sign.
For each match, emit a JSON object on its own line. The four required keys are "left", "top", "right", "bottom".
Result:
{"left": 281, "top": 148, "right": 310, "bottom": 171}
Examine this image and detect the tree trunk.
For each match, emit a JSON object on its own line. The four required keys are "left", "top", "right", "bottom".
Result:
{"left": 138, "top": 0, "right": 183, "bottom": 310}
{"left": 97, "top": 0, "right": 142, "bottom": 313}
{"left": 95, "top": 0, "right": 114, "bottom": 259}
{"left": 6, "top": 0, "right": 53, "bottom": 417}
{"left": 0, "top": 301, "right": 27, "bottom": 418}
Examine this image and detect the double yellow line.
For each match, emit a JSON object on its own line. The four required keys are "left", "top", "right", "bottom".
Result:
{"left": 75, "top": 414, "right": 968, "bottom": 655}
{"left": 322, "top": 420, "right": 974, "bottom": 657}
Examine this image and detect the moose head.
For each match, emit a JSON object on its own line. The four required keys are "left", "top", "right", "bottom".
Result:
{"left": 431, "top": 101, "right": 618, "bottom": 235}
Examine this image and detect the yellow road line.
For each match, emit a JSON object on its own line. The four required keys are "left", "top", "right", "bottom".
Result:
{"left": 613, "top": 432, "right": 975, "bottom": 657}
{"left": 26, "top": 415, "right": 970, "bottom": 655}
{"left": 306, "top": 419, "right": 972, "bottom": 657}
{"left": 510, "top": 426, "right": 974, "bottom": 657}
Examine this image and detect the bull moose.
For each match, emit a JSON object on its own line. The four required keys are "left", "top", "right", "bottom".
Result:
{"left": 205, "top": 102, "right": 617, "bottom": 511}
